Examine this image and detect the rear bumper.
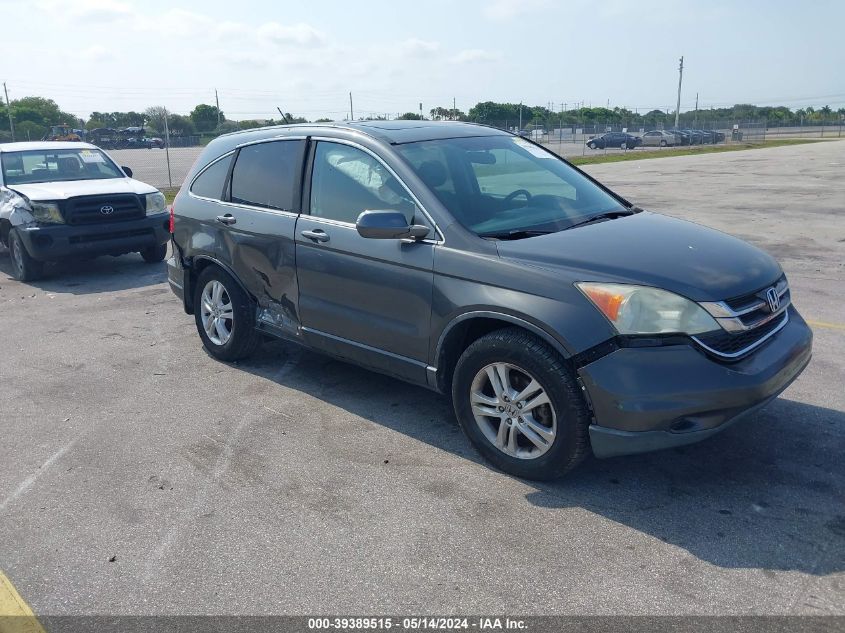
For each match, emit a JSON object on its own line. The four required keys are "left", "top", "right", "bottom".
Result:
{"left": 17, "top": 213, "right": 170, "bottom": 261}
{"left": 166, "top": 245, "right": 190, "bottom": 313}
{"left": 579, "top": 306, "right": 813, "bottom": 458}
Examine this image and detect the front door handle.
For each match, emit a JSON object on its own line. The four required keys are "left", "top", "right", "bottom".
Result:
{"left": 301, "top": 229, "right": 330, "bottom": 243}
{"left": 216, "top": 214, "right": 237, "bottom": 225}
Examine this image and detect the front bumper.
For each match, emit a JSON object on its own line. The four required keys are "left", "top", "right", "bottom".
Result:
{"left": 579, "top": 306, "right": 813, "bottom": 458}
{"left": 17, "top": 213, "right": 170, "bottom": 261}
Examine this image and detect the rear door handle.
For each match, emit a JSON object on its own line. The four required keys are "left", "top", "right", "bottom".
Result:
{"left": 216, "top": 214, "right": 237, "bottom": 225}
{"left": 301, "top": 229, "right": 330, "bottom": 243}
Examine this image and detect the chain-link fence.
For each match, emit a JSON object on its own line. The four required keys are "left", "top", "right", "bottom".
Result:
{"left": 5, "top": 115, "right": 840, "bottom": 192}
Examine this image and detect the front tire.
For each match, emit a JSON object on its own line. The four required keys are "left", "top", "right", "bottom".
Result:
{"left": 451, "top": 328, "right": 591, "bottom": 480}
{"left": 193, "top": 266, "right": 261, "bottom": 362}
{"left": 140, "top": 243, "right": 167, "bottom": 263}
{"left": 8, "top": 229, "right": 45, "bottom": 282}
{"left": 660, "top": 139, "right": 667, "bottom": 147}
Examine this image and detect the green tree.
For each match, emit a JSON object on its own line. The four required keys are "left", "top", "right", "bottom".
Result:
{"left": 144, "top": 106, "right": 169, "bottom": 133}
{"left": 397, "top": 112, "right": 424, "bottom": 120}
{"left": 168, "top": 114, "right": 195, "bottom": 136}
{"left": 190, "top": 104, "right": 224, "bottom": 132}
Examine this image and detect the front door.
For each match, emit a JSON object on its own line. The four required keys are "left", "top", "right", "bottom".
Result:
{"left": 294, "top": 140, "right": 436, "bottom": 384}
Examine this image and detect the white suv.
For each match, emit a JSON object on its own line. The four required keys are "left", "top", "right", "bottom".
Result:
{"left": 0, "top": 141, "right": 170, "bottom": 281}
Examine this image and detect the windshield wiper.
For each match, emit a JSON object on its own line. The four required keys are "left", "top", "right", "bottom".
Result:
{"left": 478, "top": 229, "right": 556, "bottom": 240}
{"left": 563, "top": 208, "right": 636, "bottom": 231}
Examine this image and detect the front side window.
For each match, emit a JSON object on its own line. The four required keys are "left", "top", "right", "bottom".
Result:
{"left": 396, "top": 135, "right": 624, "bottom": 236}
{"left": 230, "top": 141, "right": 301, "bottom": 211}
{"left": 1, "top": 148, "right": 124, "bottom": 185}
{"left": 309, "top": 142, "right": 416, "bottom": 224}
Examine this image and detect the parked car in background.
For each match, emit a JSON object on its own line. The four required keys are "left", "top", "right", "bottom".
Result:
{"left": 0, "top": 141, "right": 170, "bottom": 281}
{"left": 667, "top": 129, "right": 690, "bottom": 145}
{"left": 681, "top": 129, "right": 704, "bottom": 145}
{"left": 694, "top": 130, "right": 715, "bottom": 144}
{"left": 586, "top": 132, "right": 641, "bottom": 150}
{"left": 167, "top": 121, "right": 811, "bottom": 480}
{"left": 708, "top": 130, "right": 726, "bottom": 143}
{"left": 641, "top": 130, "right": 678, "bottom": 147}
{"left": 143, "top": 137, "right": 165, "bottom": 149}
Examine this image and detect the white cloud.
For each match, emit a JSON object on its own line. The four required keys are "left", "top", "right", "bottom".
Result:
{"left": 483, "top": 0, "right": 551, "bottom": 21}
{"left": 452, "top": 49, "right": 501, "bottom": 64}
{"left": 37, "top": 0, "right": 132, "bottom": 22}
{"left": 400, "top": 38, "right": 441, "bottom": 56}
{"left": 257, "top": 22, "right": 326, "bottom": 48}
{"left": 80, "top": 45, "right": 108, "bottom": 61}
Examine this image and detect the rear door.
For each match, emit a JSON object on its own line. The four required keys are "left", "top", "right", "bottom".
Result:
{"left": 294, "top": 139, "right": 436, "bottom": 384}
{"left": 183, "top": 138, "right": 306, "bottom": 335}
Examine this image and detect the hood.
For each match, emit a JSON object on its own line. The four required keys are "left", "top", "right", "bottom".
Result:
{"left": 496, "top": 212, "right": 782, "bottom": 302}
{"left": 8, "top": 178, "right": 157, "bottom": 201}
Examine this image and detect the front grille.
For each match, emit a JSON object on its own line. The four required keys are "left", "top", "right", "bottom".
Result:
{"left": 693, "top": 275, "right": 792, "bottom": 360}
{"left": 64, "top": 194, "right": 144, "bottom": 225}
{"left": 68, "top": 228, "right": 154, "bottom": 244}
{"left": 694, "top": 311, "right": 788, "bottom": 358}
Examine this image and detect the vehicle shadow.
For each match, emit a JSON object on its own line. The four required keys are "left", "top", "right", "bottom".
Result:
{"left": 0, "top": 249, "right": 167, "bottom": 295}
{"left": 239, "top": 339, "right": 845, "bottom": 576}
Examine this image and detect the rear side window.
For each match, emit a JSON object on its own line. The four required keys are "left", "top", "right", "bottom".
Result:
{"left": 230, "top": 140, "right": 302, "bottom": 211}
{"left": 190, "top": 154, "right": 232, "bottom": 199}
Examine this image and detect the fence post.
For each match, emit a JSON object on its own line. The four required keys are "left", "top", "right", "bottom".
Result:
{"left": 163, "top": 107, "right": 173, "bottom": 190}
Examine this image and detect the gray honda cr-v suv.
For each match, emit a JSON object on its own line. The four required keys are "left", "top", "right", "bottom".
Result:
{"left": 167, "top": 121, "right": 811, "bottom": 480}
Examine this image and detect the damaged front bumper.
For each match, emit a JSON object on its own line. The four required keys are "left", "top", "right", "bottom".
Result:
{"left": 14, "top": 214, "right": 170, "bottom": 261}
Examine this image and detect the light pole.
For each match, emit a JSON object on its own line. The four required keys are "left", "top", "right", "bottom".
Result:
{"left": 674, "top": 56, "right": 684, "bottom": 128}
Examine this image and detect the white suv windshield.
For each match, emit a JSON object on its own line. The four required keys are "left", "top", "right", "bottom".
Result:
{"left": 1, "top": 148, "right": 124, "bottom": 185}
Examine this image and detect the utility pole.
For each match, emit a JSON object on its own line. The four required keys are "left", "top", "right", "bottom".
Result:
{"left": 163, "top": 106, "right": 173, "bottom": 190}
{"left": 3, "top": 82, "right": 15, "bottom": 142}
{"left": 453, "top": 97, "right": 456, "bottom": 120}
{"left": 674, "top": 55, "right": 684, "bottom": 128}
{"left": 349, "top": 92, "right": 354, "bottom": 121}
{"left": 215, "top": 89, "right": 221, "bottom": 128}
{"left": 519, "top": 102, "right": 523, "bottom": 130}
{"left": 420, "top": 102, "right": 423, "bottom": 119}
{"left": 694, "top": 92, "right": 699, "bottom": 127}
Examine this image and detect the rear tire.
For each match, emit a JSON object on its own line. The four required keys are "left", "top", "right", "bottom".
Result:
{"left": 660, "top": 139, "right": 667, "bottom": 147}
{"left": 451, "top": 328, "right": 591, "bottom": 480}
{"left": 8, "top": 229, "right": 45, "bottom": 282}
{"left": 193, "top": 266, "right": 261, "bottom": 362}
{"left": 140, "top": 243, "right": 167, "bottom": 263}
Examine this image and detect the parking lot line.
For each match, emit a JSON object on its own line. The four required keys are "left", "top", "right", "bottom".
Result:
{"left": 0, "top": 570, "right": 45, "bottom": 633}
{"left": 806, "top": 319, "right": 845, "bottom": 331}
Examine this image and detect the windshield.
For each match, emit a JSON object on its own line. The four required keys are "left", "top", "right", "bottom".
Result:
{"left": 397, "top": 135, "right": 625, "bottom": 236}
{"left": 1, "top": 148, "right": 124, "bottom": 185}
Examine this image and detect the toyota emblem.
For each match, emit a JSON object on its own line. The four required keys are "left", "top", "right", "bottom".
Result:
{"left": 100, "top": 205, "right": 115, "bottom": 215}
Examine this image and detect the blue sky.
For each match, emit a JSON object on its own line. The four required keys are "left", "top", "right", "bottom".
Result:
{"left": 2, "top": 0, "right": 843, "bottom": 120}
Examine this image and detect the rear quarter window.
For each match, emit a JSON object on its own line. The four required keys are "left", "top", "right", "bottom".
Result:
{"left": 190, "top": 154, "right": 232, "bottom": 200}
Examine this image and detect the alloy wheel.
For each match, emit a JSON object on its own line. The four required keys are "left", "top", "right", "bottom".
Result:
{"left": 200, "top": 280, "right": 234, "bottom": 346}
{"left": 469, "top": 362, "right": 557, "bottom": 460}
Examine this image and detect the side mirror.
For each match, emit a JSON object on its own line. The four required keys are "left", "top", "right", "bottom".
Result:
{"left": 122, "top": 166, "right": 133, "bottom": 178}
{"left": 356, "top": 210, "right": 430, "bottom": 240}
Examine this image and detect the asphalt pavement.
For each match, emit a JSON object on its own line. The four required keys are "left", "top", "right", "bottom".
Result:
{"left": 0, "top": 140, "right": 842, "bottom": 616}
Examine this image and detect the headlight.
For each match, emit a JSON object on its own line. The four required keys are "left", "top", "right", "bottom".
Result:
{"left": 31, "top": 202, "right": 64, "bottom": 224}
{"left": 576, "top": 282, "right": 719, "bottom": 335}
{"left": 145, "top": 192, "right": 166, "bottom": 215}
